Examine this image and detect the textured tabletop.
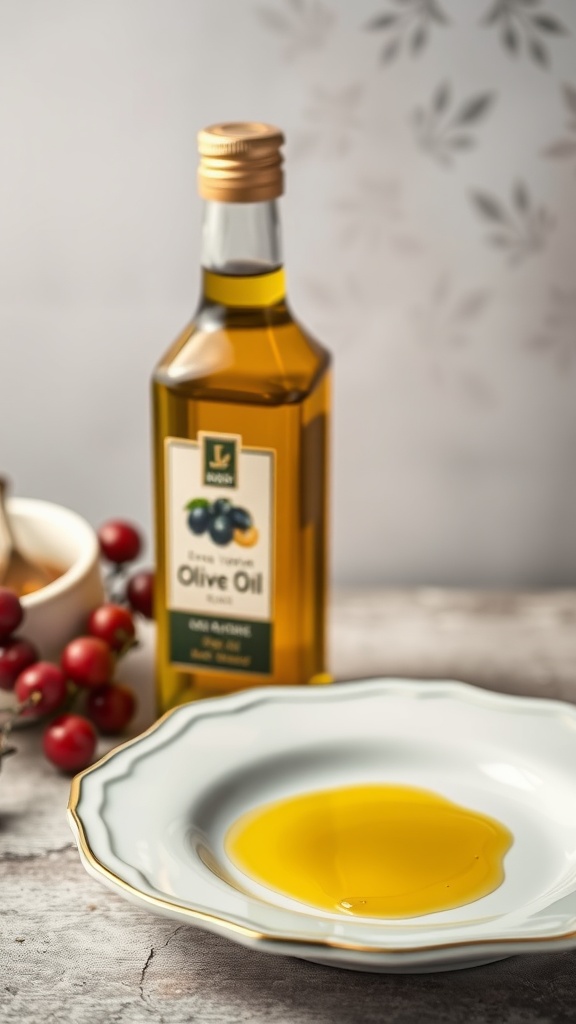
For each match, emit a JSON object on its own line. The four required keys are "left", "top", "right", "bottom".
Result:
{"left": 2, "top": 589, "right": 576, "bottom": 1024}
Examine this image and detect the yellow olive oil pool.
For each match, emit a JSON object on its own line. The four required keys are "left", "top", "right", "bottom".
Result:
{"left": 225, "top": 784, "right": 512, "bottom": 918}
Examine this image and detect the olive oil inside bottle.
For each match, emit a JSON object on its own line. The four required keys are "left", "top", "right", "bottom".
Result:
{"left": 153, "top": 276, "right": 330, "bottom": 707}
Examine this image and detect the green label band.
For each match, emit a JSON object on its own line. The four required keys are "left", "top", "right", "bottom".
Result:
{"left": 169, "top": 611, "right": 272, "bottom": 675}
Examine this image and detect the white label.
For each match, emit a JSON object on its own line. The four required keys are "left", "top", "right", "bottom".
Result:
{"left": 165, "top": 434, "right": 274, "bottom": 675}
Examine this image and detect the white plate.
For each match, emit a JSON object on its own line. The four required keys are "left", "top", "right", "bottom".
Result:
{"left": 68, "top": 679, "right": 576, "bottom": 973}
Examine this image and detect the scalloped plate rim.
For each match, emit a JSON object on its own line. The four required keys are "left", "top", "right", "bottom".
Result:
{"left": 67, "top": 678, "right": 576, "bottom": 972}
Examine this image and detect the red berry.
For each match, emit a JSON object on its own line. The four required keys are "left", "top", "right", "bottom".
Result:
{"left": 0, "top": 588, "right": 23, "bottom": 638}
{"left": 127, "top": 570, "right": 154, "bottom": 619}
{"left": 15, "top": 661, "right": 67, "bottom": 717}
{"left": 98, "top": 520, "right": 142, "bottom": 565}
{"left": 86, "top": 682, "right": 136, "bottom": 734}
{"left": 87, "top": 604, "right": 136, "bottom": 653}
{"left": 0, "top": 637, "right": 38, "bottom": 691}
{"left": 61, "top": 636, "right": 113, "bottom": 688}
{"left": 43, "top": 714, "right": 97, "bottom": 773}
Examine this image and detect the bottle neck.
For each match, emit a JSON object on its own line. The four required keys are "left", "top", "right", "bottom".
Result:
{"left": 201, "top": 200, "right": 285, "bottom": 307}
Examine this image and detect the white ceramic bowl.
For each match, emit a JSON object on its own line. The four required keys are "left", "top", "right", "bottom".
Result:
{"left": 69, "top": 678, "right": 576, "bottom": 973}
{"left": 3, "top": 497, "right": 104, "bottom": 664}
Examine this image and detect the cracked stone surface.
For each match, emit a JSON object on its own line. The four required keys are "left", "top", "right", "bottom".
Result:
{"left": 2, "top": 590, "right": 576, "bottom": 1024}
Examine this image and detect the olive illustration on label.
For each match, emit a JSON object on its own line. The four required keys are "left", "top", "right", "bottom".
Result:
{"left": 234, "top": 526, "right": 259, "bottom": 548}
{"left": 231, "top": 507, "right": 252, "bottom": 531}
{"left": 213, "top": 498, "right": 233, "bottom": 517}
{"left": 184, "top": 499, "right": 258, "bottom": 548}
{"left": 209, "top": 514, "right": 234, "bottom": 546}
{"left": 187, "top": 501, "right": 211, "bottom": 536}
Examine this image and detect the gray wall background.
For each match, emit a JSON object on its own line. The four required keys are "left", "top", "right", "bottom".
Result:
{"left": 1, "top": 0, "right": 575, "bottom": 586}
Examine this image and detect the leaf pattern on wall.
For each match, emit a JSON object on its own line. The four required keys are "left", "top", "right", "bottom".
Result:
{"left": 292, "top": 84, "right": 363, "bottom": 158}
{"left": 413, "top": 274, "right": 492, "bottom": 348}
{"left": 301, "top": 273, "right": 374, "bottom": 352}
{"left": 414, "top": 82, "right": 495, "bottom": 166}
{"left": 458, "top": 372, "right": 497, "bottom": 409}
{"left": 254, "top": 0, "right": 575, "bottom": 421}
{"left": 529, "top": 287, "right": 576, "bottom": 370}
{"left": 412, "top": 275, "right": 495, "bottom": 408}
{"left": 481, "top": 0, "right": 569, "bottom": 69}
{"left": 333, "top": 177, "right": 421, "bottom": 254}
{"left": 255, "top": 0, "right": 335, "bottom": 59}
{"left": 471, "top": 182, "right": 554, "bottom": 264}
{"left": 366, "top": 0, "right": 449, "bottom": 64}
{"left": 543, "top": 83, "right": 576, "bottom": 169}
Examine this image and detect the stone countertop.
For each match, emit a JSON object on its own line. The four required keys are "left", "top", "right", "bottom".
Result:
{"left": 2, "top": 589, "right": 576, "bottom": 1024}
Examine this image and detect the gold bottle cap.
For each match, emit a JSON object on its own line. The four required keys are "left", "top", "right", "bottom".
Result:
{"left": 198, "top": 122, "right": 284, "bottom": 203}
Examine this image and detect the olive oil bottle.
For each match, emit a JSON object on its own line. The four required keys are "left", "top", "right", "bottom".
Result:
{"left": 153, "top": 123, "right": 331, "bottom": 711}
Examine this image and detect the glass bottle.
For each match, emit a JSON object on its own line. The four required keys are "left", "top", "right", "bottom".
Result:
{"left": 152, "top": 123, "right": 331, "bottom": 711}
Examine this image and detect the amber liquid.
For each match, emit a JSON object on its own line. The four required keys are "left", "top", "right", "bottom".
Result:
{"left": 226, "top": 784, "right": 513, "bottom": 918}
{"left": 153, "top": 269, "right": 330, "bottom": 710}
{"left": 12, "top": 560, "right": 64, "bottom": 597}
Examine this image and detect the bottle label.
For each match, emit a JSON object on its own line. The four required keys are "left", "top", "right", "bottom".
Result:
{"left": 165, "top": 433, "right": 274, "bottom": 675}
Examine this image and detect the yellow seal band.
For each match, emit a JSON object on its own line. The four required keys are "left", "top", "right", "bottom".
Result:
{"left": 203, "top": 268, "right": 286, "bottom": 308}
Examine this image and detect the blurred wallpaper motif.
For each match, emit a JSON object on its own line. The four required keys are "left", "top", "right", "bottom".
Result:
{"left": 0, "top": 0, "right": 575, "bottom": 586}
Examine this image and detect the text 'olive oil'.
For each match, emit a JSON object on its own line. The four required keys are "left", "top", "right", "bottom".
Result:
{"left": 153, "top": 123, "right": 331, "bottom": 711}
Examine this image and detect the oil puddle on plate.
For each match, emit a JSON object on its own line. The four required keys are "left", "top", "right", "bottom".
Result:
{"left": 225, "top": 784, "right": 513, "bottom": 918}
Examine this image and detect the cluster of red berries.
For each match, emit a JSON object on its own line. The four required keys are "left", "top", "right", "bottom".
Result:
{"left": 0, "top": 520, "right": 154, "bottom": 773}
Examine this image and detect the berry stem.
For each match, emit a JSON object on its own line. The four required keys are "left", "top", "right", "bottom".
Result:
{"left": 106, "top": 564, "right": 129, "bottom": 605}
{"left": 116, "top": 636, "right": 139, "bottom": 661}
{"left": 0, "top": 698, "right": 36, "bottom": 769}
